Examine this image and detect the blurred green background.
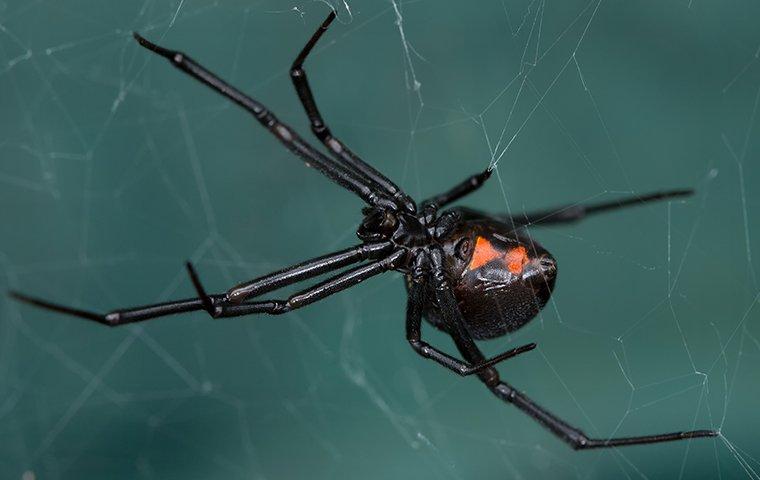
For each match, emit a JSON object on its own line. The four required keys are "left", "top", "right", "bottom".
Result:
{"left": 1, "top": 0, "right": 758, "bottom": 478}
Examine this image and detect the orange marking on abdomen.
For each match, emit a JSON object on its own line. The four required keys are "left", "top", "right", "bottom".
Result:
{"left": 504, "top": 245, "right": 529, "bottom": 274}
{"left": 468, "top": 236, "right": 501, "bottom": 270}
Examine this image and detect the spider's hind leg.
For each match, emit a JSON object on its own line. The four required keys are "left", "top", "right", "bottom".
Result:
{"left": 514, "top": 189, "right": 694, "bottom": 226}
{"left": 423, "top": 245, "right": 716, "bottom": 449}
{"left": 406, "top": 280, "right": 536, "bottom": 376}
{"left": 422, "top": 168, "right": 492, "bottom": 210}
{"left": 485, "top": 364, "right": 716, "bottom": 449}
{"left": 404, "top": 249, "right": 536, "bottom": 376}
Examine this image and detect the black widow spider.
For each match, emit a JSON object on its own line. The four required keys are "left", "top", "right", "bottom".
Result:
{"left": 10, "top": 12, "right": 717, "bottom": 450}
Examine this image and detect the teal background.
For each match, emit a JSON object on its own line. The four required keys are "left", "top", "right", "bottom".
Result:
{"left": 1, "top": 0, "right": 759, "bottom": 478}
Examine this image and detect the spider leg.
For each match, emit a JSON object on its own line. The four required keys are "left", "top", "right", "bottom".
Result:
{"left": 216, "top": 250, "right": 403, "bottom": 317}
{"left": 426, "top": 246, "right": 716, "bottom": 448}
{"left": 185, "top": 261, "right": 214, "bottom": 315}
{"left": 426, "top": 282, "right": 717, "bottom": 445}
{"left": 9, "top": 290, "right": 215, "bottom": 326}
{"left": 464, "top": 345, "right": 716, "bottom": 449}
{"left": 406, "top": 279, "right": 536, "bottom": 376}
{"left": 225, "top": 241, "right": 392, "bottom": 303}
{"left": 132, "top": 33, "right": 397, "bottom": 211}
{"left": 10, "top": 249, "right": 403, "bottom": 326}
{"left": 513, "top": 189, "right": 693, "bottom": 226}
{"left": 422, "top": 169, "right": 492, "bottom": 209}
{"left": 290, "top": 12, "right": 416, "bottom": 213}
{"left": 503, "top": 379, "right": 717, "bottom": 448}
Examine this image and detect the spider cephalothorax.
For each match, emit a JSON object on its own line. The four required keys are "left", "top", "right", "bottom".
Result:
{"left": 10, "top": 11, "right": 716, "bottom": 451}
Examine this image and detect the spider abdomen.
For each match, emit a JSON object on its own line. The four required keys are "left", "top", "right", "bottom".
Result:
{"left": 418, "top": 209, "right": 557, "bottom": 339}
{"left": 416, "top": 277, "right": 553, "bottom": 340}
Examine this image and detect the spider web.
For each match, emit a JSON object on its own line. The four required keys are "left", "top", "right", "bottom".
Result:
{"left": 1, "top": 0, "right": 759, "bottom": 478}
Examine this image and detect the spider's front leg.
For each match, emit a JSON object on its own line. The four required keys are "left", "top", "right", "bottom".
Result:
{"left": 10, "top": 245, "right": 400, "bottom": 326}
{"left": 289, "top": 11, "right": 416, "bottom": 213}
{"left": 181, "top": 250, "right": 406, "bottom": 319}
{"left": 405, "top": 250, "right": 536, "bottom": 376}
{"left": 131, "top": 32, "right": 399, "bottom": 212}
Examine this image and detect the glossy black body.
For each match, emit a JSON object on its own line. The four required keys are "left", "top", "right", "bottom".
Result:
{"left": 411, "top": 208, "right": 556, "bottom": 340}
{"left": 9, "top": 12, "right": 716, "bottom": 451}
